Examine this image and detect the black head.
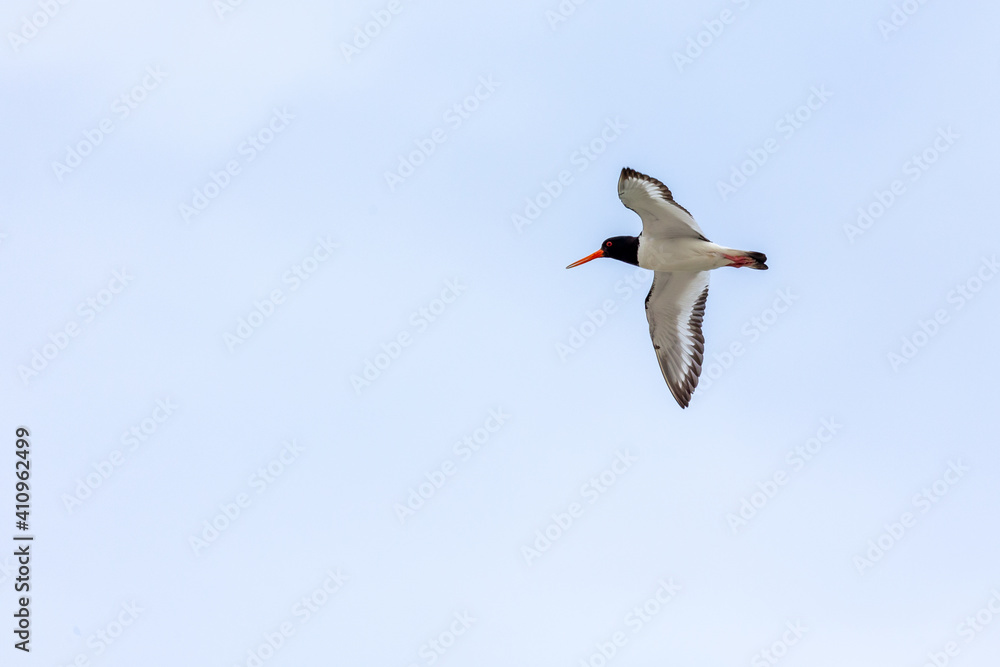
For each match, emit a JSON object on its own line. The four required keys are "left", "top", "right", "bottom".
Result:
{"left": 566, "top": 235, "right": 639, "bottom": 268}
{"left": 600, "top": 236, "right": 640, "bottom": 266}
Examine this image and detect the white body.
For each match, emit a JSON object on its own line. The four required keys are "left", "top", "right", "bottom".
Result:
{"left": 637, "top": 237, "right": 737, "bottom": 272}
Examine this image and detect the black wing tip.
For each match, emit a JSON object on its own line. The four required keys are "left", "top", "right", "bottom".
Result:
{"left": 620, "top": 166, "right": 647, "bottom": 182}
{"left": 619, "top": 166, "right": 695, "bottom": 218}
{"left": 618, "top": 166, "right": 639, "bottom": 192}
{"left": 665, "top": 362, "right": 702, "bottom": 409}
{"left": 619, "top": 166, "right": 661, "bottom": 194}
{"left": 669, "top": 384, "right": 693, "bottom": 409}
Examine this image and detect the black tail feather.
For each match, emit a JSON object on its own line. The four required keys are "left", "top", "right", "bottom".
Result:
{"left": 746, "top": 251, "right": 768, "bottom": 270}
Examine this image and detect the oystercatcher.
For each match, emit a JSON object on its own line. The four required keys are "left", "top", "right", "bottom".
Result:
{"left": 567, "top": 167, "right": 768, "bottom": 408}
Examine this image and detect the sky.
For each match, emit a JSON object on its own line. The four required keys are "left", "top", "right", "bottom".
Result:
{"left": 2, "top": 0, "right": 1000, "bottom": 665}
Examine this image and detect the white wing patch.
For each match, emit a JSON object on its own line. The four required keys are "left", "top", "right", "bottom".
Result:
{"left": 618, "top": 167, "right": 707, "bottom": 240}
{"left": 645, "top": 271, "right": 710, "bottom": 408}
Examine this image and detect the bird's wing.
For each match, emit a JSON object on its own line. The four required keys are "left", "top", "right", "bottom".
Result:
{"left": 618, "top": 167, "right": 707, "bottom": 240}
{"left": 645, "top": 270, "right": 710, "bottom": 408}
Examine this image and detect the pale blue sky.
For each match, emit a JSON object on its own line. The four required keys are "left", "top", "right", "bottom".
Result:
{"left": 3, "top": 1, "right": 1000, "bottom": 665}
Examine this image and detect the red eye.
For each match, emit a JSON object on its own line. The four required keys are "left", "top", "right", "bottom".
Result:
{"left": 606, "top": 241, "right": 612, "bottom": 247}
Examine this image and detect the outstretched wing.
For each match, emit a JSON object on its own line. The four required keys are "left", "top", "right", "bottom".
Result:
{"left": 645, "top": 270, "right": 710, "bottom": 408}
{"left": 618, "top": 167, "right": 708, "bottom": 240}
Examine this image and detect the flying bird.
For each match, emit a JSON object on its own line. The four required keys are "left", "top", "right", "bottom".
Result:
{"left": 567, "top": 167, "right": 768, "bottom": 408}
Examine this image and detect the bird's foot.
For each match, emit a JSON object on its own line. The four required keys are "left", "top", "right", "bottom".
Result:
{"left": 722, "top": 252, "right": 768, "bottom": 270}
{"left": 723, "top": 253, "right": 755, "bottom": 267}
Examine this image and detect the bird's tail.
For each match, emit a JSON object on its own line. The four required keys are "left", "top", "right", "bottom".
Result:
{"left": 743, "top": 251, "right": 768, "bottom": 270}
{"left": 724, "top": 250, "right": 768, "bottom": 270}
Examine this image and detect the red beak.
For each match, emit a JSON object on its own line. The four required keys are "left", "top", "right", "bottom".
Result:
{"left": 566, "top": 248, "right": 604, "bottom": 269}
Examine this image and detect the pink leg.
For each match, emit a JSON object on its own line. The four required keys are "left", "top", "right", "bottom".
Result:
{"left": 723, "top": 253, "right": 754, "bottom": 267}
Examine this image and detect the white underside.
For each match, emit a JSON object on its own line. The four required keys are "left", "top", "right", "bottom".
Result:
{"left": 637, "top": 236, "right": 737, "bottom": 272}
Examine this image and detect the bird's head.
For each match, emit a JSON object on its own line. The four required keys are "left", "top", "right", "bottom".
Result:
{"left": 566, "top": 236, "right": 639, "bottom": 268}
